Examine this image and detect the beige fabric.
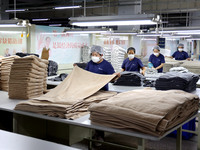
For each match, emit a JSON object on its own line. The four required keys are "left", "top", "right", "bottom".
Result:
{"left": 89, "top": 89, "right": 199, "bottom": 136}
{"left": 34, "top": 66, "right": 116, "bottom": 104}
{"left": 15, "top": 91, "right": 117, "bottom": 119}
{"left": 8, "top": 55, "right": 48, "bottom": 99}
{"left": 180, "top": 61, "right": 200, "bottom": 74}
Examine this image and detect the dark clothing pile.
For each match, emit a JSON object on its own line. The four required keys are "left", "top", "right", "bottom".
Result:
{"left": 155, "top": 72, "right": 199, "bottom": 92}
{"left": 143, "top": 79, "right": 156, "bottom": 87}
{"left": 47, "top": 60, "right": 58, "bottom": 76}
{"left": 113, "top": 71, "right": 145, "bottom": 86}
{"left": 16, "top": 52, "right": 39, "bottom": 58}
{"left": 48, "top": 73, "right": 68, "bottom": 81}
{"left": 75, "top": 62, "right": 87, "bottom": 69}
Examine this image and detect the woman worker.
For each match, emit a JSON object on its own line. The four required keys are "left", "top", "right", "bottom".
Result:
{"left": 86, "top": 45, "right": 119, "bottom": 91}
{"left": 121, "top": 47, "right": 145, "bottom": 74}
{"left": 85, "top": 45, "right": 119, "bottom": 145}
{"left": 148, "top": 46, "right": 165, "bottom": 73}
{"left": 170, "top": 43, "right": 190, "bottom": 61}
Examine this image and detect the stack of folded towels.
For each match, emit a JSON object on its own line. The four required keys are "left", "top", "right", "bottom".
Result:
{"left": 8, "top": 55, "right": 48, "bottom": 99}
{"left": 89, "top": 89, "right": 199, "bottom": 136}
{"left": 155, "top": 72, "right": 199, "bottom": 92}
{"left": 1, "top": 56, "right": 19, "bottom": 91}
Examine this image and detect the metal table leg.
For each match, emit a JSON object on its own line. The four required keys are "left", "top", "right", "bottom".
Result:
{"left": 198, "top": 112, "right": 200, "bottom": 150}
{"left": 137, "top": 138, "right": 145, "bottom": 150}
{"left": 88, "top": 129, "right": 93, "bottom": 150}
{"left": 176, "top": 127, "right": 182, "bottom": 150}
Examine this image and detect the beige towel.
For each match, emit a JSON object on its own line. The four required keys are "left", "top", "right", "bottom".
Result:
{"left": 89, "top": 89, "right": 199, "bottom": 136}
{"left": 34, "top": 66, "right": 116, "bottom": 104}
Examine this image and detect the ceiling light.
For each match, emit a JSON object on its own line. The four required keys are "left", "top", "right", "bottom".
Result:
{"left": 69, "top": 14, "right": 160, "bottom": 27}
{"left": 32, "top": 18, "right": 49, "bottom": 21}
{"left": 63, "top": 28, "right": 113, "bottom": 34}
{"left": 54, "top": 5, "right": 82, "bottom": 9}
{"left": 164, "top": 35, "right": 191, "bottom": 38}
{"left": 137, "top": 33, "right": 161, "bottom": 37}
{"left": 5, "top": 9, "right": 27, "bottom": 12}
{"left": 49, "top": 24, "right": 62, "bottom": 27}
{"left": 186, "top": 38, "right": 200, "bottom": 41}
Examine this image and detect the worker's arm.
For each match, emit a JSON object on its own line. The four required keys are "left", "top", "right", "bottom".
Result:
{"left": 155, "top": 63, "right": 164, "bottom": 70}
{"left": 141, "top": 67, "right": 146, "bottom": 75}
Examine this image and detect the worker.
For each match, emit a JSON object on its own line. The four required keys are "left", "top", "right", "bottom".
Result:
{"left": 121, "top": 47, "right": 145, "bottom": 74}
{"left": 148, "top": 46, "right": 165, "bottom": 73}
{"left": 86, "top": 45, "right": 119, "bottom": 90}
{"left": 85, "top": 45, "right": 119, "bottom": 146}
{"left": 170, "top": 43, "right": 190, "bottom": 61}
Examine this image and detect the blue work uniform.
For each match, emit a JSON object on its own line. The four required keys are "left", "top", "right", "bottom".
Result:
{"left": 122, "top": 57, "right": 144, "bottom": 72}
{"left": 172, "top": 51, "right": 189, "bottom": 60}
{"left": 86, "top": 59, "right": 115, "bottom": 91}
{"left": 149, "top": 54, "right": 165, "bottom": 73}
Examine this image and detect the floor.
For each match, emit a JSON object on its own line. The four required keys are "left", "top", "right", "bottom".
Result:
{"left": 71, "top": 133, "right": 197, "bottom": 150}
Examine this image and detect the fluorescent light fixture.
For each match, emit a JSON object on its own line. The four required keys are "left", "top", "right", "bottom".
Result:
{"left": 5, "top": 9, "right": 27, "bottom": 12}
{"left": 69, "top": 14, "right": 160, "bottom": 26}
{"left": 164, "top": 35, "right": 191, "bottom": 38}
{"left": 71, "top": 20, "right": 157, "bottom": 26}
{"left": 63, "top": 28, "right": 113, "bottom": 34}
{"left": 137, "top": 33, "right": 161, "bottom": 37}
{"left": 0, "top": 24, "right": 20, "bottom": 27}
{"left": 186, "top": 38, "right": 200, "bottom": 41}
{"left": 49, "top": 24, "right": 62, "bottom": 27}
{"left": 141, "top": 38, "right": 156, "bottom": 41}
{"left": 32, "top": 18, "right": 49, "bottom": 21}
{"left": 65, "top": 30, "right": 110, "bottom": 34}
{"left": 0, "top": 31, "right": 25, "bottom": 34}
{"left": 54, "top": 5, "right": 81, "bottom": 9}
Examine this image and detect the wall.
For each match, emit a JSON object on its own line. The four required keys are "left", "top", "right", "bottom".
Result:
{"left": 0, "top": 27, "right": 27, "bottom": 56}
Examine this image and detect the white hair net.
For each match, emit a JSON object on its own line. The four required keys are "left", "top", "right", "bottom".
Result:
{"left": 91, "top": 45, "right": 103, "bottom": 55}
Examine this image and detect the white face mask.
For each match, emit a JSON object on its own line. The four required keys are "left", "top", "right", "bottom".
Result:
{"left": 91, "top": 56, "right": 100, "bottom": 63}
{"left": 154, "top": 52, "right": 159, "bottom": 56}
{"left": 178, "top": 48, "right": 183, "bottom": 52}
{"left": 128, "top": 54, "right": 135, "bottom": 60}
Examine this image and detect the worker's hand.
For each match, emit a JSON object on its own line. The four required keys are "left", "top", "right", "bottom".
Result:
{"left": 113, "top": 72, "right": 121, "bottom": 78}
{"left": 186, "top": 58, "right": 191, "bottom": 61}
{"left": 142, "top": 70, "right": 145, "bottom": 75}
{"left": 73, "top": 63, "right": 77, "bottom": 67}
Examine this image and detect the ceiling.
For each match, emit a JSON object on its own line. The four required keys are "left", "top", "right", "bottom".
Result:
{"left": 1, "top": 0, "right": 200, "bottom": 29}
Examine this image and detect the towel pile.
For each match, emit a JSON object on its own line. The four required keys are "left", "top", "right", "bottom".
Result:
{"left": 15, "top": 66, "right": 117, "bottom": 119}
{"left": 155, "top": 72, "right": 199, "bottom": 92}
{"left": 1, "top": 56, "right": 19, "bottom": 91}
{"left": 89, "top": 89, "right": 199, "bottom": 136}
{"left": 114, "top": 71, "right": 145, "bottom": 86}
{"left": 8, "top": 56, "right": 48, "bottom": 99}
{"left": 15, "top": 90, "right": 117, "bottom": 119}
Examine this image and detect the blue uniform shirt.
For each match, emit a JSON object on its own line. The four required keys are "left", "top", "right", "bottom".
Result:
{"left": 149, "top": 54, "right": 165, "bottom": 73}
{"left": 172, "top": 51, "right": 189, "bottom": 60}
{"left": 86, "top": 59, "right": 115, "bottom": 91}
{"left": 121, "top": 57, "right": 144, "bottom": 72}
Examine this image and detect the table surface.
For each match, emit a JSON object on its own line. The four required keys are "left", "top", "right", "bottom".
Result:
{"left": 0, "top": 129, "right": 80, "bottom": 150}
{"left": 0, "top": 89, "right": 198, "bottom": 141}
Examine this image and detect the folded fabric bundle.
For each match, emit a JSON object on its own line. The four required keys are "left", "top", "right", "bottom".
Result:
{"left": 89, "top": 89, "right": 199, "bottom": 136}
{"left": 180, "top": 61, "right": 200, "bottom": 74}
{"left": 1, "top": 56, "right": 20, "bottom": 91}
{"left": 155, "top": 72, "right": 199, "bottom": 92}
{"left": 48, "top": 73, "right": 68, "bottom": 81}
{"left": 15, "top": 90, "right": 117, "bottom": 119}
{"left": 169, "top": 67, "right": 188, "bottom": 73}
{"left": 15, "top": 66, "right": 117, "bottom": 119}
{"left": 34, "top": 66, "right": 116, "bottom": 104}
{"left": 8, "top": 55, "right": 48, "bottom": 99}
{"left": 114, "top": 71, "right": 145, "bottom": 86}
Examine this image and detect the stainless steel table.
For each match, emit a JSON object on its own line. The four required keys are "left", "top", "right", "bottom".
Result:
{"left": 0, "top": 91, "right": 199, "bottom": 150}
{"left": 0, "top": 129, "right": 80, "bottom": 150}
